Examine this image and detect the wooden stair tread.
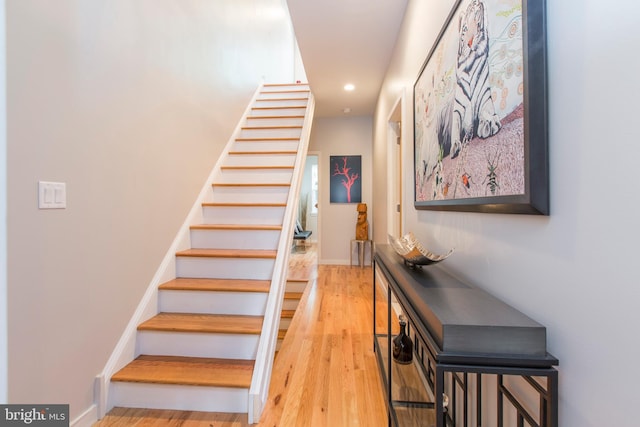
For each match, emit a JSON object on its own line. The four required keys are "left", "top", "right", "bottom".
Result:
{"left": 159, "top": 278, "right": 270, "bottom": 293}
{"left": 138, "top": 312, "right": 263, "bottom": 334}
{"left": 278, "top": 330, "right": 287, "bottom": 340}
{"left": 260, "top": 88, "right": 309, "bottom": 93}
{"left": 256, "top": 97, "right": 308, "bottom": 101}
{"left": 212, "top": 182, "right": 290, "bottom": 187}
{"left": 111, "top": 355, "right": 254, "bottom": 388}
{"left": 284, "top": 292, "right": 303, "bottom": 300}
{"left": 202, "top": 202, "right": 286, "bottom": 208}
{"left": 246, "top": 115, "right": 305, "bottom": 120}
{"left": 176, "top": 248, "right": 277, "bottom": 259}
{"left": 234, "top": 137, "right": 300, "bottom": 142}
{"left": 251, "top": 106, "right": 305, "bottom": 111}
{"left": 190, "top": 224, "right": 282, "bottom": 231}
{"left": 241, "top": 126, "right": 302, "bottom": 130}
{"left": 228, "top": 150, "right": 297, "bottom": 155}
{"left": 220, "top": 165, "right": 294, "bottom": 170}
{"left": 281, "top": 310, "right": 295, "bottom": 319}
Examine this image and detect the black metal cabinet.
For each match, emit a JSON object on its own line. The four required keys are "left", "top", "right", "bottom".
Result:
{"left": 373, "top": 245, "right": 558, "bottom": 427}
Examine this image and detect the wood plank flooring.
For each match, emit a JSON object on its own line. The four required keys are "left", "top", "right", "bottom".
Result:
{"left": 259, "top": 264, "right": 387, "bottom": 427}
{"left": 95, "top": 244, "right": 388, "bottom": 426}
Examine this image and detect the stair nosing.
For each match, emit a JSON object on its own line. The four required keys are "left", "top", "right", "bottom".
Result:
{"left": 235, "top": 137, "right": 300, "bottom": 141}
{"left": 138, "top": 312, "right": 263, "bottom": 335}
{"left": 251, "top": 106, "right": 306, "bottom": 111}
{"left": 284, "top": 292, "right": 304, "bottom": 300}
{"left": 228, "top": 150, "right": 297, "bottom": 155}
{"left": 280, "top": 310, "right": 296, "bottom": 319}
{"left": 220, "top": 165, "right": 294, "bottom": 170}
{"left": 241, "top": 125, "right": 302, "bottom": 130}
{"left": 255, "top": 97, "right": 308, "bottom": 102}
{"left": 202, "top": 202, "right": 286, "bottom": 207}
{"left": 190, "top": 224, "right": 282, "bottom": 231}
{"left": 159, "top": 278, "right": 270, "bottom": 293}
{"left": 212, "top": 182, "right": 290, "bottom": 187}
{"left": 111, "top": 355, "right": 254, "bottom": 388}
{"left": 246, "top": 115, "right": 305, "bottom": 120}
{"left": 176, "top": 248, "right": 277, "bottom": 259}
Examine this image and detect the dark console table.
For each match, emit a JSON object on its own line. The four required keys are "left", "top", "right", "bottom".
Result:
{"left": 373, "top": 244, "right": 558, "bottom": 427}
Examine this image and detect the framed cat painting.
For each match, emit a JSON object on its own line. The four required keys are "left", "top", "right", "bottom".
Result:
{"left": 413, "top": 0, "right": 548, "bottom": 214}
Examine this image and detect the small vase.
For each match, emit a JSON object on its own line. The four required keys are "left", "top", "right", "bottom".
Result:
{"left": 392, "top": 315, "right": 413, "bottom": 364}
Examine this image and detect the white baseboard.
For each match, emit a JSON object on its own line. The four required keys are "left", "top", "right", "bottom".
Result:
{"left": 71, "top": 404, "right": 97, "bottom": 427}
{"left": 319, "top": 259, "right": 350, "bottom": 265}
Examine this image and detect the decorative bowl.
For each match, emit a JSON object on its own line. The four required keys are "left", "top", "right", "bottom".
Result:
{"left": 388, "top": 232, "right": 453, "bottom": 268}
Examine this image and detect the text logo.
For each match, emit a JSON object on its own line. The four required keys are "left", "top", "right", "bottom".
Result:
{"left": 0, "top": 405, "right": 69, "bottom": 426}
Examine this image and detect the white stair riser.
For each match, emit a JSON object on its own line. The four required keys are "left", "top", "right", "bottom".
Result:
{"left": 282, "top": 299, "right": 300, "bottom": 311}
{"left": 261, "top": 85, "right": 309, "bottom": 93}
{"left": 137, "top": 331, "right": 259, "bottom": 360}
{"left": 250, "top": 107, "right": 306, "bottom": 117}
{"left": 238, "top": 127, "right": 302, "bottom": 139}
{"left": 217, "top": 170, "right": 292, "bottom": 185}
{"left": 286, "top": 280, "right": 308, "bottom": 293}
{"left": 159, "top": 290, "right": 268, "bottom": 316}
{"left": 176, "top": 257, "right": 274, "bottom": 280}
{"left": 254, "top": 99, "right": 307, "bottom": 108}
{"left": 224, "top": 154, "right": 296, "bottom": 167}
{"left": 246, "top": 117, "right": 304, "bottom": 127}
{"left": 190, "top": 228, "right": 280, "bottom": 250}
{"left": 210, "top": 186, "right": 289, "bottom": 204}
{"left": 232, "top": 140, "right": 299, "bottom": 152}
{"left": 256, "top": 92, "right": 308, "bottom": 100}
{"left": 110, "top": 382, "right": 248, "bottom": 413}
{"left": 202, "top": 206, "right": 285, "bottom": 225}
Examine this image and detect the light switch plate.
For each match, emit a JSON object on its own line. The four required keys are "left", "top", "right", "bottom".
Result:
{"left": 38, "top": 181, "right": 66, "bottom": 209}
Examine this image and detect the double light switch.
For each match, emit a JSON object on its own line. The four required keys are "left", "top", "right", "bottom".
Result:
{"left": 38, "top": 181, "right": 66, "bottom": 209}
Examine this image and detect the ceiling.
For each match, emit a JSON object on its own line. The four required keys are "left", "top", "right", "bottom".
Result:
{"left": 286, "top": 0, "right": 409, "bottom": 118}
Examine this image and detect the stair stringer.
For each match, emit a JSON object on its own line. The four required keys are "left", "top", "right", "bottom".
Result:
{"left": 248, "top": 92, "right": 315, "bottom": 423}
{"left": 94, "top": 84, "right": 265, "bottom": 419}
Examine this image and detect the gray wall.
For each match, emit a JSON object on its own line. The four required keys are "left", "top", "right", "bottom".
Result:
{"left": 373, "top": 0, "right": 640, "bottom": 426}
{"left": 5, "top": 0, "right": 298, "bottom": 420}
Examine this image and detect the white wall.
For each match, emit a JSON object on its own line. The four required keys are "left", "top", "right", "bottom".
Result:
{"left": 6, "top": 0, "right": 298, "bottom": 420}
{"left": 373, "top": 0, "right": 640, "bottom": 426}
{"left": 310, "top": 116, "right": 372, "bottom": 265}
{"left": 299, "top": 154, "right": 318, "bottom": 240}
{"left": 0, "top": 0, "right": 7, "bottom": 404}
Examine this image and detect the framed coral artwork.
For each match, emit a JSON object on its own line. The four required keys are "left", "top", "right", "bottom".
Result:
{"left": 413, "top": 0, "right": 548, "bottom": 214}
{"left": 330, "top": 155, "right": 362, "bottom": 203}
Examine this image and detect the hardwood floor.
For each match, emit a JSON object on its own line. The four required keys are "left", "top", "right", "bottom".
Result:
{"left": 95, "top": 244, "right": 388, "bottom": 426}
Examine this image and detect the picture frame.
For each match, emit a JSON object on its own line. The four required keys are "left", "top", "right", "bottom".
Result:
{"left": 330, "top": 155, "right": 362, "bottom": 203}
{"left": 413, "top": 0, "right": 548, "bottom": 214}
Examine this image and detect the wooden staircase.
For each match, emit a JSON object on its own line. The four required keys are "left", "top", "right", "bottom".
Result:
{"left": 107, "top": 83, "right": 312, "bottom": 417}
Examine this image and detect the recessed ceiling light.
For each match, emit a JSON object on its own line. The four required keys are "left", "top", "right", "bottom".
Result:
{"left": 344, "top": 84, "right": 355, "bottom": 92}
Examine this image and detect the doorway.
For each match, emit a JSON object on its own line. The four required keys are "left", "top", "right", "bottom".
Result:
{"left": 297, "top": 153, "right": 319, "bottom": 248}
{"left": 387, "top": 94, "right": 403, "bottom": 238}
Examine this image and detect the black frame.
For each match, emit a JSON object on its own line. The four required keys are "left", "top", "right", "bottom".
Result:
{"left": 413, "top": 0, "right": 548, "bottom": 215}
